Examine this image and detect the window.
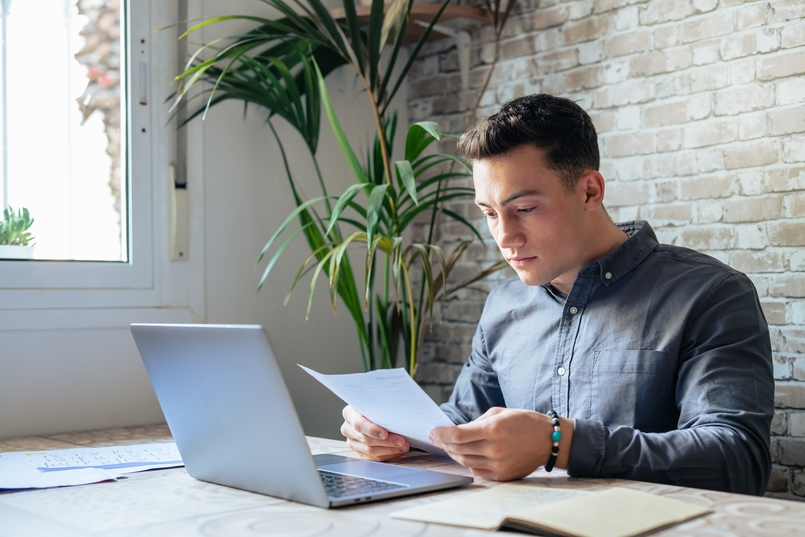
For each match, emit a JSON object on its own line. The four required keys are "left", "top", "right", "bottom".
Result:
{"left": 0, "top": 0, "right": 127, "bottom": 262}
{"left": 0, "top": 1, "right": 202, "bottom": 328}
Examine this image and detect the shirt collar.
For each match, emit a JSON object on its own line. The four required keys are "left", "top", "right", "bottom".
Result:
{"left": 588, "top": 220, "right": 659, "bottom": 287}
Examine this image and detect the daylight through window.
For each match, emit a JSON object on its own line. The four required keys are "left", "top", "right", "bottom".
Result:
{"left": 0, "top": 0, "right": 127, "bottom": 261}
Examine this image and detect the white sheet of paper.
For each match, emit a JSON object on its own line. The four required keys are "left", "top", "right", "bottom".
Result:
{"left": 0, "top": 451, "right": 116, "bottom": 490}
{"left": 0, "top": 443, "right": 184, "bottom": 490}
{"left": 30, "top": 443, "right": 182, "bottom": 472}
{"left": 299, "top": 365, "right": 455, "bottom": 453}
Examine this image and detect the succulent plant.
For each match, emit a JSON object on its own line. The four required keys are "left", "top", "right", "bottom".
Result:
{"left": 0, "top": 206, "right": 35, "bottom": 246}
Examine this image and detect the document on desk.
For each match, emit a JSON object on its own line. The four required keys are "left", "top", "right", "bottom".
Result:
{"left": 299, "top": 365, "right": 455, "bottom": 454}
{"left": 0, "top": 443, "right": 183, "bottom": 490}
{"left": 391, "top": 484, "right": 712, "bottom": 536}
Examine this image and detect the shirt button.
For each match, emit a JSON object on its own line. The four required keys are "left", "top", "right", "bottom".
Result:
{"left": 569, "top": 306, "right": 578, "bottom": 314}
{"left": 605, "top": 272, "right": 612, "bottom": 280}
{"left": 557, "top": 366, "right": 566, "bottom": 376}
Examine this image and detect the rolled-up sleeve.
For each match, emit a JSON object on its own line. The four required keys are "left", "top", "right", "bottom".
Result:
{"left": 567, "top": 272, "right": 774, "bottom": 496}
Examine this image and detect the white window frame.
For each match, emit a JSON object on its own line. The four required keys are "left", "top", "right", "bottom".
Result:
{"left": 0, "top": 0, "right": 205, "bottom": 331}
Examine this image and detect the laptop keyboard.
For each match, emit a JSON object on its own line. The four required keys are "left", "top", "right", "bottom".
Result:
{"left": 319, "top": 470, "right": 408, "bottom": 498}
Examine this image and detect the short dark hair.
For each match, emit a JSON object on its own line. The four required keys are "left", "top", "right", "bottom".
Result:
{"left": 457, "top": 94, "right": 600, "bottom": 191}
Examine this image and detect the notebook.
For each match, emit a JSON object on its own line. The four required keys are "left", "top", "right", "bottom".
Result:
{"left": 130, "top": 323, "right": 472, "bottom": 508}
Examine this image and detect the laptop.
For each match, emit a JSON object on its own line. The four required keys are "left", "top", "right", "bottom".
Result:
{"left": 130, "top": 323, "right": 472, "bottom": 508}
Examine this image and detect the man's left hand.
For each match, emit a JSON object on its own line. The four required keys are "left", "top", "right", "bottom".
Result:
{"left": 429, "top": 407, "right": 573, "bottom": 481}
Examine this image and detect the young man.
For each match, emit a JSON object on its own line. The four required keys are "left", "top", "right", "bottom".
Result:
{"left": 340, "top": 94, "right": 774, "bottom": 496}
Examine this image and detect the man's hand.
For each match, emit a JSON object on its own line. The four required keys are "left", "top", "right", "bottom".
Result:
{"left": 429, "top": 407, "right": 574, "bottom": 481}
{"left": 340, "top": 405, "right": 410, "bottom": 461}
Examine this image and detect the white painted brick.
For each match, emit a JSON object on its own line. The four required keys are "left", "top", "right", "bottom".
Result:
{"left": 693, "top": 0, "right": 718, "bottom": 13}
{"left": 738, "top": 113, "right": 767, "bottom": 140}
{"left": 640, "top": 0, "right": 694, "bottom": 25}
{"left": 653, "top": 25, "right": 680, "bottom": 50}
{"left": 578, "top": 41, "right": 605, "bottom": 64}
{"left": 783, "top": 135, "right": 805, "bottom": 163}
{"left": 759, "top": 27, "right": 781, "bottom": 52}
{"left": 655, "top": 77, "right": 676, "bottom": 100}
{"left": 759, "top": 49, "right": 805, "bottom": 81}
{"left": 791, "top": 300, "right": 805, "bottom": 325}
{"left": 791, "top": 411, "right": 805, "bottom": 437}
{"left": 714, "top": 85, "right": 775, "bottom": 116}
{"left": 569, "top": 0, "right": 595, "bottom": 20}
{"left": 595, "top": 78, "right": 654, "bottom": 108}
{"left": 695, "top": 199, "right": 724, "bottom": 223}
{"left": 777, "top": 78, "right": 805, "bottom": 106}
{"left": 785, "top": 192, "right": 805, "bottom": 218}
{"left": 617, "top": 205, "right": 640, "bottom": 221}
{"left": 692, "top": 40, "right": 721, "bottom": 65}
{"left": 736, "top": 170, "right": 767, "bottom": 196}
{"left": 791, "top": 250, "right": 805, "bottom": 271}
{"left": 730, "top": 58, "right": 758, "bottom": 86}
{"left": 781, "top": 21, "right": 805, "bottom": 49}
{"left": 616, "top": 156, "right": 644, "bottom": 181}
{"left": 695, "top": 148, "right": 724, "bottom": 173}
{"left": 684, "top": 119, "right": 738, "bottom": 148}
{"left": 657, "top": 128, "right": 683, "bottom": 152}
{"left": 536, "top": 28, "right": 564, "bottom": 52}
{"left": 642, "top": 152, "right": 695, "bottom": 178}
{"left": 769, "top": 107, "right": 805, "bottom": 136}
{"left": 681, "top": 11, "right": 734, "bottom": 44}
{"left": 681, "top": 63, "right": 731, "bottom": 94}
{"left": 652, "top": 179, "right": 680, "bottom": 203}
{"left": 614, "top": 6, "right": 640, "bottom": 30}
{"left": 735, "top": 3, "right": 767, "bottom": 30}
{"left": 770, "top": 0, "right": 805, "bottom": 24}
{"left": 616, "top": 106, "right": 641, "bottom": 130}
{"left": 734, "top": 223, "right": 768, "bottom": 249}
{"left": 775, "top": 356, "right": 792, "bottom": 380}
{"left": 766, "top": 167, "right": 805, "bottom": 193}
{"left": 688, "top": 93, "right": 711, "bottom": 120}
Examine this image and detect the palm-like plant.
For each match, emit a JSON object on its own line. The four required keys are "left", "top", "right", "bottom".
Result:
{"left": 170, "top": 0, "right": 507, "bottom": 375}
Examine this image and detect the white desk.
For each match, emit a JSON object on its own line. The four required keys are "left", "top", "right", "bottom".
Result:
{"left": 1, "top": 425, "right": 804, "bottom": 536}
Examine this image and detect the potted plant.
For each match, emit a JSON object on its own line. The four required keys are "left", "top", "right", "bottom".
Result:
{"left": 171, "top": 0, "right": 510, "bottom": 376}
{"left": 0, "top": 206, "right": 35, "bottom": 260}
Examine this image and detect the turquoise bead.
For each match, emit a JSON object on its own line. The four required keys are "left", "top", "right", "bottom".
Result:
{"left": 551, "top": 431, "right": 562, "bottom": 443}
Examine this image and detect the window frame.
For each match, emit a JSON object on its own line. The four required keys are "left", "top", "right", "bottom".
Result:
{"left": 0, "top": 0, "right": 204, "bottom": 329}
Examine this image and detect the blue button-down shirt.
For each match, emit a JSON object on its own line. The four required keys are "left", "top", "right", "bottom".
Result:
{"left": 440, "top": 220, "right": 774, "bottom": 495}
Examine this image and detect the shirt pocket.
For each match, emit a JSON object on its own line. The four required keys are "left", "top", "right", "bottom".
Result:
{"left": 591, "top": 350, "right": 677, "bottom": 432}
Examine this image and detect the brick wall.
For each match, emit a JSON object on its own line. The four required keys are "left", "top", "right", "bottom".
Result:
{"left": 408, "top": 0, "right": 805, "bottom": 500}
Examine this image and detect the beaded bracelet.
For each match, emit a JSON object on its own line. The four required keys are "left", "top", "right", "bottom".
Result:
{"left": 545, "top": 410, "right": 561, "bottom": 472}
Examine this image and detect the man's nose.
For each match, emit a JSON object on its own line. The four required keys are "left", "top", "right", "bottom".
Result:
{"left": 494, "top": 216, "right": 525, "bottom": 249}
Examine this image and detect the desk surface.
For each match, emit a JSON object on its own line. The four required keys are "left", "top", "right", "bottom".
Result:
{"left": 1, "top": 424, "right": 803, "bottom": 536}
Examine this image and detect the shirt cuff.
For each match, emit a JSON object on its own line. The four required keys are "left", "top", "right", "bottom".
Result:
{"left": 567, "top": 418, "right": 606, "bottom": 477}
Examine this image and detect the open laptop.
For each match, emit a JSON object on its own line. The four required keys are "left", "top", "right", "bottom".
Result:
{"left": 130, "top": 323, "right": 472, "bottom": 508}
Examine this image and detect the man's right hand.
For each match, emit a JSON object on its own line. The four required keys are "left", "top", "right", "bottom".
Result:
{"left": 340, "top": 405, "right": 410, "bottom": 461}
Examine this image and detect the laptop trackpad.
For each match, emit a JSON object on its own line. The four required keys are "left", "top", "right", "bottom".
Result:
{"left": 318, "top": 460, "right": 422, "bottom": 480}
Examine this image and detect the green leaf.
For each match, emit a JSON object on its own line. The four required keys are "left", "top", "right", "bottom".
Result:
{"left": 365, "top": 184, "right": 389, "bottom": 246}
{"left": 313, "top": 60, "right": 368, "bottom": 183}
{"left": 327, "top": 183, "right": 371, "bottom": 237}
{"left": 395, "top": 160, "right": 418, "bottom": 207}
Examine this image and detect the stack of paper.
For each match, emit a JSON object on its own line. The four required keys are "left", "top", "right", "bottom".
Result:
{"left": 0, "top": 443, "right": 183, "bottom": 490}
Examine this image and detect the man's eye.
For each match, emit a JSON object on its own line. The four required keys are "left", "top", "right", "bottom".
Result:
{"left": 483, "top": 211, "right": 497, "bottom": 219}
{"left": 517, "top": 207, "right": 536, "bottom": 214}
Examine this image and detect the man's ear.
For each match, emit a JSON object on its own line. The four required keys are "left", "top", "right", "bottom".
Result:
{"left": 578, "top": 170, "right": 605, "bottom": 210}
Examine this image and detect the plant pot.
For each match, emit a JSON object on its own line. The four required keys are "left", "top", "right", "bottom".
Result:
{"left": 0, "top": 245, "right": 35, "bottom": 260}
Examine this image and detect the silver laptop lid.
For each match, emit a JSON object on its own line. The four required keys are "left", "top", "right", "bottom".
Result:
{"left": 131, "top": 323, "right": 330, "bottom": 508}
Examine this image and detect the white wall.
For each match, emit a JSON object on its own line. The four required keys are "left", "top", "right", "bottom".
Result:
{"left": 197, "top": 0, "right": 409, "bottom": 438}
{"left": 0, "top": 0, "right": 408, "bottom": 441}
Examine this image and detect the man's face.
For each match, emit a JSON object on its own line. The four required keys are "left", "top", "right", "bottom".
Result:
{"left": 473, "top": 145, "right": 591, "bottom": 290}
